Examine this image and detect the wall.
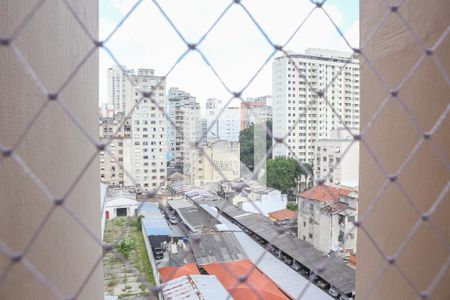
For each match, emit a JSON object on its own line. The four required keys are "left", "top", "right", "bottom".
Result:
{"left": 358, "top": 1, "right": 449, "bottom": 298}
{"left": 0, "top": 1, "right": 102, "bottom": 299}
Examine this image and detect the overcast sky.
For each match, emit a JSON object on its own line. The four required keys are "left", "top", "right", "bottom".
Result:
{"left": 99, "top": 0, "right": 359, "bottom": 109}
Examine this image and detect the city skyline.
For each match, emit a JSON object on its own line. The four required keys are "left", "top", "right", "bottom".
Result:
{"left": 99, "top": 0, "right": 359, "bottom": 108}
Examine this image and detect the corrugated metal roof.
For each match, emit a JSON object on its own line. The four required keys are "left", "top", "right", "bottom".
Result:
{"left": 189, "top": 232, "right": 246, "bottom": 265}
{"left": 161, "top": 274, "right": 232, "bottom": 300}
{"left": 142, "top": 218, "right": 172, "bottom": 236}
{"left": 216, "top": 202, "right": 355, "bottom": 295}
{"left": 140, "top": 202, "right": 160, "bottom": 212}
{"left": 201, "top": 204, "right": 333, "bottom": 300}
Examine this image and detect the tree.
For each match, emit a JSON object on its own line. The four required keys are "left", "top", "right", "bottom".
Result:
{"left": 239, "top": 120, "right": 272, "bottom": 171}
{"left": 266, "top": 157, "right": 312, "bottom": 193}
{"left": 266, "top": 157, "right": 301, "bottom": 193}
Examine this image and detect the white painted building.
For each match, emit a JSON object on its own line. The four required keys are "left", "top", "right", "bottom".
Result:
{"left": 272, "top": 49, "right": 360, "bottom": 164}
{"left": 167, "top": 87, "right": 201, "bottom": 175}
{"left": 314, "top": 128, "right": 359, "bottom": 188}
{"left": 205, "top": 98, "right": 241, "bottom": 142}
{"left": 129, "top": 68, "right": 168, "bottom": 192}
{"left": 297, "top": 185, "right": 358, "bottom": 260}
{"left": 103, "top": 188, "right": 139, "bottom": 219}
{"left": 107, "top": 65, "right": 134, "bottom": 113}
{"left": 235, "top": 188, "right": 287, "bottom": 216}
{"left": 219, "top": 180, "right": 287, "bottom": 216}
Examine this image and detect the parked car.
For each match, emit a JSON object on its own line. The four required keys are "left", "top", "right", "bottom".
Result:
{"left": 292, "top": 263, "right": 301, "bottom": 271}
{"left": 339, "top": 293, "right": 354, "bottom": 300}
{"left": 283, "top": 257, "right": 293, "bottom": 265}
{"left": 169, "top": 217, "right": 178, "bottom": 224}
{"left": 329, "top": 286, "right": 339, "bottom": 297}
{"left": 317, "top": 279, "right": 330, "bottom": 290}
{"left": 298, "top": 268, "right": 310, "bottom": 277}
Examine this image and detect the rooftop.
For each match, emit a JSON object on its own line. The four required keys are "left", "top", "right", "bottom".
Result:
{"left": 299, "top": 185, "right": 354, "bottom": 202}
{"left": 190, "top": 232, "right": 247, "bottom": 265}
{"left": 268, "top": 209, "right": 297, "bottom": 221}
{"left": 159, "top": 263, "right": 200, "bottom": 283}
{"left": 161, "top": 274, "right": 231, "bottom": 300}
{"left": 215, "top": 202, "right": 356, "bottom": 295}
{"left": 203, "top": 259, "right": 289, "bottom": 300}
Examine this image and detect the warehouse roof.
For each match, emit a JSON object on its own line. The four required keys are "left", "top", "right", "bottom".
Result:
{"left": 161, "top": 274, "right": 231, "bottom": 300}
{"left": 142, "top": 218, "right": 172, "bottom": 236}
{"left": 217, "top": 202, "right": 356, "bottom": 295}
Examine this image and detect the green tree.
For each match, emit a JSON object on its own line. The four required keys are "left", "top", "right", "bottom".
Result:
{"left": 266, "top": 157, "right": 313, "bottom": 193}
{"left": 239, "top": 120, "right": 272, "bottom": 171}
{"left": 117, "top": 238, "right": 135, "bottom": 258}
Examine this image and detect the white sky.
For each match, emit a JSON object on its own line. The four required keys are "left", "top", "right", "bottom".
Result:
{"left": 99, "top": 0, "right": 359, "bottom": 109}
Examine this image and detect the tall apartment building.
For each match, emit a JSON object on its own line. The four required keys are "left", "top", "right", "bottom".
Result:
{"left": 167, "top": 87, "right": 201, "bottom": 175}
{"left": 107, "top": 65, "right": 134, "bottom": 112}
{"left": 99, "top": 110, "right": 133, "bottom": 187}
{"left": 129, "top": 69, "right": 168, "bottom": 192}
{"left": 314, "top": 128, "right": 359, "bottom": 188}
{"left": 240, "top": 96, "right": 272, "bottom": 130}
{"left": 272, "top": 49, "right": 360, "bottom": 163}
{"left": 205, "top": 98, "right": 241, "bottom": 142}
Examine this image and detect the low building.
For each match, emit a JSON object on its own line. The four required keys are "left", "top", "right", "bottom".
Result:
{"left": 191, "top": 140, "right": 240, "bottom": 186}
{"left": 103, "top": 188, "right": 138, "bottom": 219}
{"left": 219, "top": 180, "right": 287, "bottom": 216}
{"left": 314, "top": 128, "right": 359, "bottom": 188}
{"left": 297, "top": 185, "right": 358, "bottom": 260}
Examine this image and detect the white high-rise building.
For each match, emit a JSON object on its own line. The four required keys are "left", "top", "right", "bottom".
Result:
{"left": 167, "top": 87, "right": 201, "bottom": 174}
{"left": 107, "top": 65, "right": 134, "bottom": 113}
{"left": 206, "top": 98, "right": 241, "bottom": 142}
{"left": 129, "top": 68, "right": 167, "bottom": 192}
{"left": 272, "top": 49, "right": 360, "bottom": 163}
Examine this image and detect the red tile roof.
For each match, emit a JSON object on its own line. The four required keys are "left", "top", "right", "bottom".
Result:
{"left": 299, "top": 185, "right": 353, "bottom": 202}
{"left": 203, "top": 259, "right": 289, "bottom": 300}
{"left": 159, "top": 263, "right": 200, "bottom": 282}
{"left": 268, "top": 209, "right": 296, "bottom": 220}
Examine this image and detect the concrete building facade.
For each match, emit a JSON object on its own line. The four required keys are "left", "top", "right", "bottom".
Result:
{"left": 358, "top": 1, "right": 450, "bottom": 298}
{"left": 272, "top": 49, "right": 360, "bottom": 163}
{"left": 167, "top": 87, "right": 201, "bottom": 175}
{"left": 99, "top": 111, "right": 133, "bottom": 187}
{"left": 314, "top": 128, "right": 359, "bottom": 188}
{"left": 297, "top": 185, "right": 358, "bottom": 260}
{"left": 107, "top": 65, "right": 134, "bottom": 113}
{"left": 191, "top": 140, "right": 240, "bottom": 186}
{"left": 240, "top": 96, "right": 272, "bottom": 130}
{"left": 206, "top": 98, "right": 241, "bottom": 142}
{"left": 0, "top": 1, "right": 103, "bottom": 298}
{"left": 129, "top": 69, "right": 168, "bottom": 192}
